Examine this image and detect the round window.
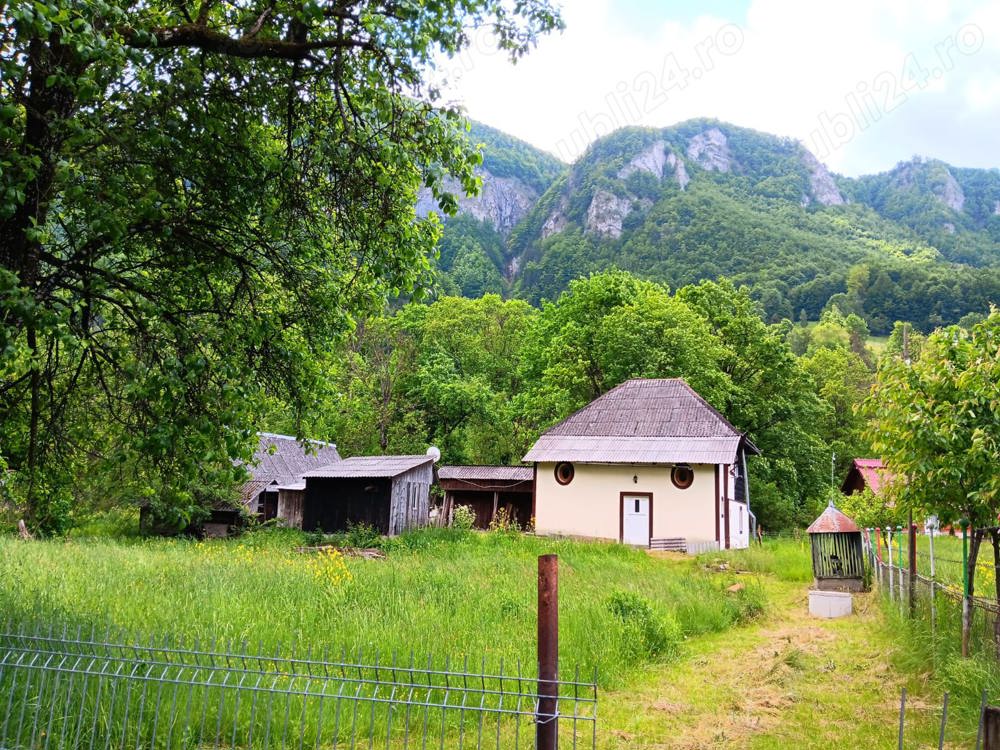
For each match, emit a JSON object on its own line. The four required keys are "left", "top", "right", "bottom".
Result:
{"left": 671, "top": 466, "right": 694, "bottom": 490}
{"left": 554, "top": 462, "right": 575, "bottom": 485}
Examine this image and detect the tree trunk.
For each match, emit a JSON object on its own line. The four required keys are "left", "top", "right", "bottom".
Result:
{"left": 962, "top": 528, "right": 984, "bottom": 657}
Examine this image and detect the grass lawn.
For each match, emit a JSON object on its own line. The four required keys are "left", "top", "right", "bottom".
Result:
{"left": 0, "top": 530, "right": 987, "bottom": 747}
{"left": 872, "top": 530, "right": 998, "bottom": 599}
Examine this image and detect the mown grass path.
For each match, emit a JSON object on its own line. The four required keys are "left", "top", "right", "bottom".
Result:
{"left": 600, "top": 566, "right": 961, "bottom": 749}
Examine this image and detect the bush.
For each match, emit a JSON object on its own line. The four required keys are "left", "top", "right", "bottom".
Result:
{"left": 606, "top": 590, "right": 681, "bottom": 660}
{"left": 345, "top": 521, "right": 380, "bottom": 549}
{"left": 450, "top": 505, "right": 475, "bottom": 531}
{"left": 488, "top": 507, "right": 519, "bottom": 534}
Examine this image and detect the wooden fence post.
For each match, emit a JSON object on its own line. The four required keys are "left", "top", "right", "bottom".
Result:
{"left": 983, "top": 705, "right": 1000, "bottom": 749}
{"left": 962, "top": 523, "right": 971, "bottom": 658}
{"left": 538, "top": 554, "right": 559, "bottom": 750}
{"left": 909, "top": 520, "right": 917, "bottom": 616}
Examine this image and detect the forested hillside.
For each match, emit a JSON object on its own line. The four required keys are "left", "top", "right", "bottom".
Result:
{"left": 440, "top": 119, "right": 1000, "bottom": 332}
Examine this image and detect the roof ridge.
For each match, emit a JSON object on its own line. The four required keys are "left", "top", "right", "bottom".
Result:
{"left": 670, "top": 380, "right": 741, "bottom": 437}
{"left": 256, "top": 431, "right": 337, "bottom": 448}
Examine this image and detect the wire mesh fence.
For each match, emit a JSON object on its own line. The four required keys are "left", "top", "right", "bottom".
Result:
{"left": 865, "top": 527, "right": 1000, "bottom": 662}
{"left": 0, "top": 620, "right": 598, "bottom": 750}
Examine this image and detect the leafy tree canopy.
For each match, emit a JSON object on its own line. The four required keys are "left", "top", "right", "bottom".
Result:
{"left": 0, "top": 0, "right": 561, "bottom": 531}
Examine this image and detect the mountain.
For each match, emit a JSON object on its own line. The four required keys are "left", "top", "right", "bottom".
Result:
{"left": 418, "top": 122, "right": 565, "bottom": 296}
{"left": 431, "top": 119, "right": 1000, "bottom": 332}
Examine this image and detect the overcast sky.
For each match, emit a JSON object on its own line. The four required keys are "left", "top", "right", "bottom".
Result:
{"left": 438, "top": 0, "right": 1000, "bottom": 176}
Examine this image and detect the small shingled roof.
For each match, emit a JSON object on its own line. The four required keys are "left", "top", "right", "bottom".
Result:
{"left": 438, "top": 465, "right": 534, "bottom": 482}
{"left": 807, "top": 502, "right": 860, "bottom": 534}
{"left": 303, "top": 455, "right": 433, "bottom": 479}
{"left": 522, "top": 378, "right": 757, "bottom": 464}
{"left": 239, "top": 432, "right": 341, "bottom": 506}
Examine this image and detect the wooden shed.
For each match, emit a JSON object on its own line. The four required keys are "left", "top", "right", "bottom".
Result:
{"left": 294, "top": 455, "right": 434, "bottom": 535}
{"left": 807, "top": 501, "right": 865, "bottom": 592}
{"left": 438, "top": 466, "right": 535, "bottom": 529}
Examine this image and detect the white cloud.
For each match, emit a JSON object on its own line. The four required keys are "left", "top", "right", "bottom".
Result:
{"left": 443, "top": 0, "right": 1000, "bottom": 175}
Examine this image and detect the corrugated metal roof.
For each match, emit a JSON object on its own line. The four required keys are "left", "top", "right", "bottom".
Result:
{"left": 438, "top": 465, "right": 534, "bottom": 481}
{"left": 807, "top": 503, "right": 860, "bottom": 534}
{"left": 239, "top": 433, "right": 342, "bottom": 506}
{"left": 522, "top": 379, "right": 755, "bottom": 464}
{"left": 303, "top": 455, "right": 433, "bottom": 479}
{"left": 523, "top": 436, "right": 742, "bottom": 464}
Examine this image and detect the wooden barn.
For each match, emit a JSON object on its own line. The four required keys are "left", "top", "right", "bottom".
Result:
{"left": 240, "top": 432, "right": 342, "bottom": 520}
{"left": 284, "top": 455, "right": 435, "bottom": 535}
{"left": 437, "top": 465, "right": 535, "bottom": 529}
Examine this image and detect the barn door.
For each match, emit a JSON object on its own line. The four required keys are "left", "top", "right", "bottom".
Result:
{"left": 622, "top": 494, "right": 651, "bottom": 547}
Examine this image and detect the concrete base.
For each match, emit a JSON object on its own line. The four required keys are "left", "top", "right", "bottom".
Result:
{"left": 809, "top": 589, "right": 852, "bottom": 618}
{"left": 813, "top": 577, "right": 864, "bottom": 593}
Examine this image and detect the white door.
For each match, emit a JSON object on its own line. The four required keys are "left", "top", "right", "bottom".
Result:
{"left": 622, "top": 495, "right": 650, "bottom": 547}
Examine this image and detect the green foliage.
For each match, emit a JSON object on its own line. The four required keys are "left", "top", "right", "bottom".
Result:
{"left": 450, "top": 504, "right": 476, "bottom": 531}
{"left": 864, "top": 309, "right": 1000, "bottom": 597}
{"left": 606, "top": 590, "right": 682, "bottom": 660}
{"left": 345, "top": 522, "right": 381, "bottom": 549}
{"left": 0, "top": 0, "right": 562, "bottom": 532}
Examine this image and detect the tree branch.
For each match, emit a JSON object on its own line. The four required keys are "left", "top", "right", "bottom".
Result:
{"left": 122, "top": 23, "right": 376, "bottom": 60}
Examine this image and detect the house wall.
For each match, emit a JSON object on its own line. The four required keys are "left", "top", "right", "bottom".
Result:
{"left": 534, "top": 462, "right": 718, "bottom": 548}
{"left": 388, "top": 462, "right": 433, "bottom": 536}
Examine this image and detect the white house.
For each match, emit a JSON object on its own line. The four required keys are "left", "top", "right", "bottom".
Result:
{"left": 523, "top": 378, "right": 758, "bottom": 552}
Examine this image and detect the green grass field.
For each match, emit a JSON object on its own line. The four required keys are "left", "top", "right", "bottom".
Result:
{"left": 0, "top": 528, "right": 765, "bottom": 689}
{"left": 1, "top": 528, "right": 993, "bottom": 747}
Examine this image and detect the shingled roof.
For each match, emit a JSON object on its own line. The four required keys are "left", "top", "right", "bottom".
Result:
{"left": 239, "top": 433, "right": 341, "bottom": 506}
{"left": 522, "top": 378, "right": 757, "bottom": 465}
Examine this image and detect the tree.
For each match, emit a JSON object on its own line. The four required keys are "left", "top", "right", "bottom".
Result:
{"left": 678, "top": 279, "right": 829, "bottom": 528}
{"left": 864, "top": 310, "right": 1000, "bottom": 654}
{"left": 517, "top": 271, "right": 730, "bottom": 430}
{"left": 1, "top": 0, "right": 561, "bottom": 530}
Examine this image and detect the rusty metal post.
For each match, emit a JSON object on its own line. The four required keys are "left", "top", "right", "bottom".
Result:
{"left": 537, "top": 554, "right": 559, "bottom": 750}
{"left": 983, "top": 705, "right": 1000, "bottom": 750}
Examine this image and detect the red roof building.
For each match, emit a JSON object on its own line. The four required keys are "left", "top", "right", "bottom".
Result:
{"left": 841, "top": 458, "right": 894, "bottom": 496}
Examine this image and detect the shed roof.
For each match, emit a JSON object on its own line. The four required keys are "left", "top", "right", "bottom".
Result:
{"left": 522, "top": 379, "right": 757, "bottom": 464}
{"left": 239, "top": 432, "right": 341, "bottom": 505}
{"left": 844, "top": 458, "right": 892, "bottom": 495}
{"left": 807, "top": 503, "right": 860, "bottom": 534}
{"left": 438, "top": 465, "right": 534, "bottom": 482}
{"left": 303, "top": 455, "right": 433, "bottom": 480}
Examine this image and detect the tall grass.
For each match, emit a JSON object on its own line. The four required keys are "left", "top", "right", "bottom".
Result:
{"left": 0, "top": 528, "right": 765, "bottom": 689}
{"left": 695, "top": 536, "right": 813, "bottom": 583}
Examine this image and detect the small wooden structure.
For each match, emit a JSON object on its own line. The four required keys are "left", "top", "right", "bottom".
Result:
{"left": 438, "top": 466, "right": 534, "bottom": 529}
{"left": 807, "top": 501, "right": 865, "bottom": 592}
{"left": 291, "top": 455, "right": 434, "bottom": 535}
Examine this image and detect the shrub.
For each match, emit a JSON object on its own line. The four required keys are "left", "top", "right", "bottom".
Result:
{"left": 345, "top": 521, "right": 380, "bottom": 549}
{"left": 606, "top": 590, "right": 681, "bottom": 660}
{"left": 450, "top": 505, "right": 475, "bottom": 531}
{"left": 488, "top": 507, "right": 519, "bottom": 534}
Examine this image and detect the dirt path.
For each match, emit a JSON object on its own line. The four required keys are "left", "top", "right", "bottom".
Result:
{"left": 600, "top": 578, "right": 953, "bottom": 749}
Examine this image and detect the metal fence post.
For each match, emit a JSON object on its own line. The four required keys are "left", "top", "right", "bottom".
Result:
{"left": 537, "top": 554, "right": 559, "bottom": 750}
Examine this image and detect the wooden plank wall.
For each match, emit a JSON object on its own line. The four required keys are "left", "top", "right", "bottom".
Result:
{"left": 277, "top": 489, "right": 306, "bottom": 529}
{"left": 388, "top": 463, "right": 433, "bottom": 535}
